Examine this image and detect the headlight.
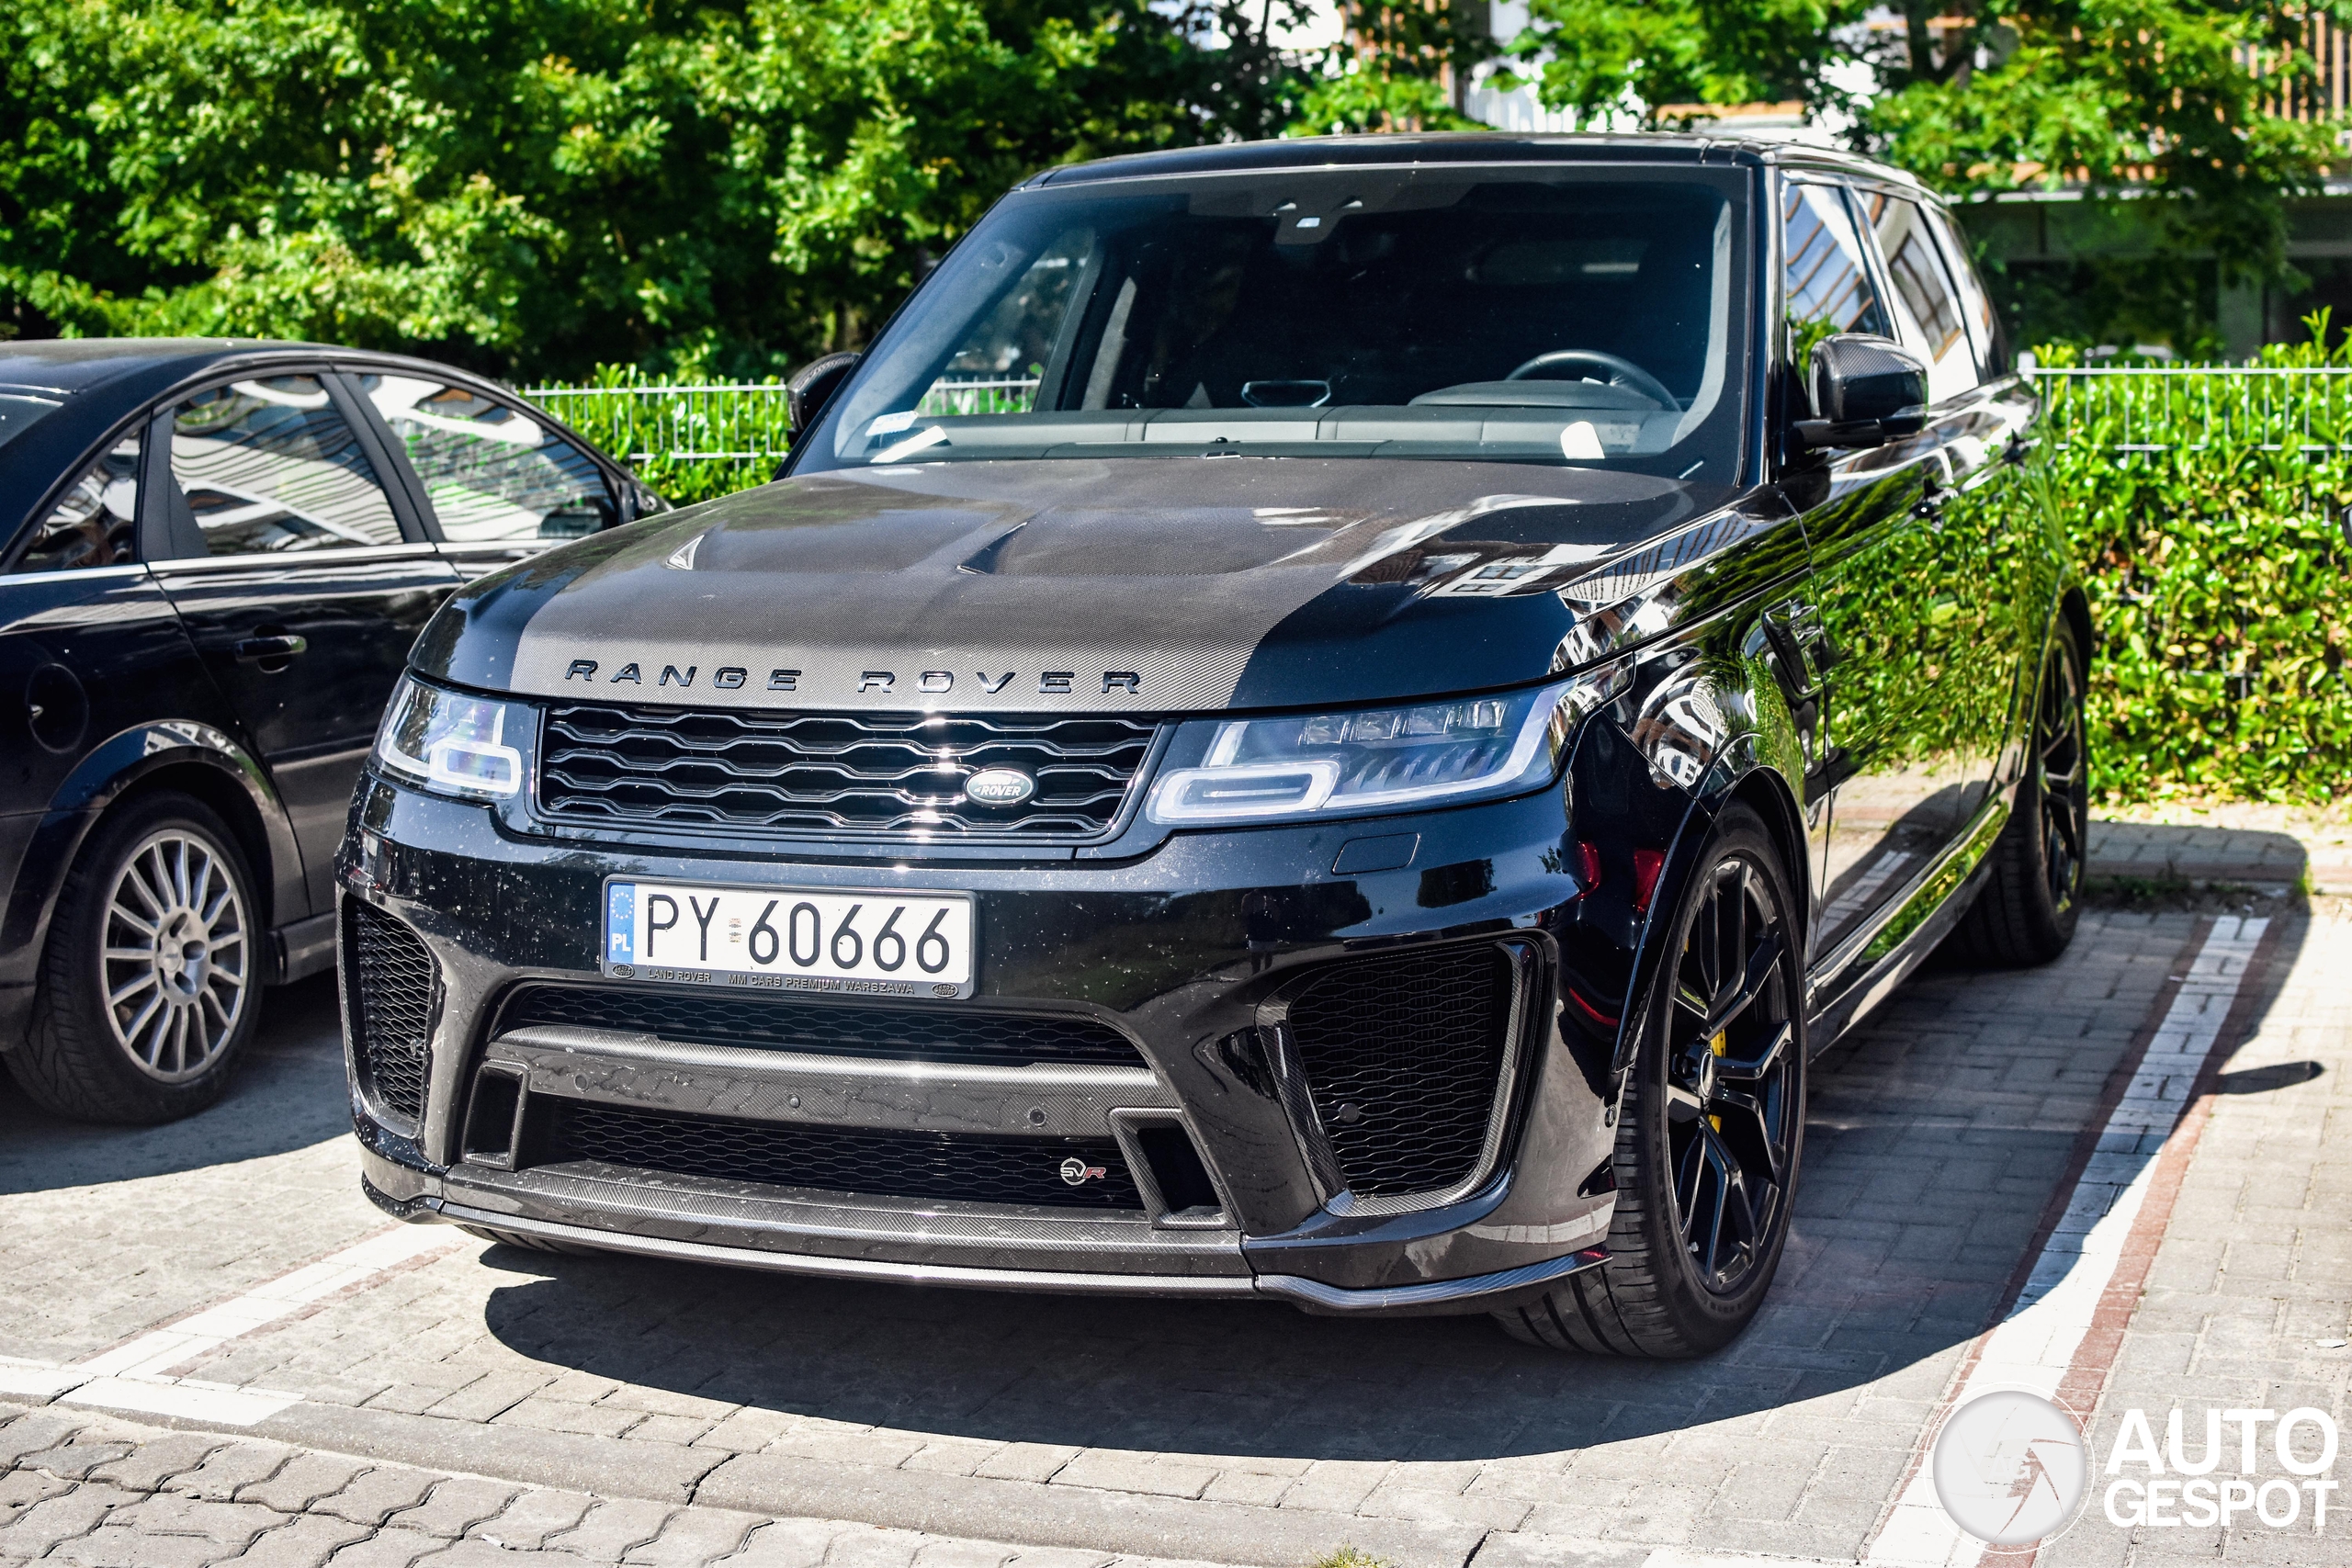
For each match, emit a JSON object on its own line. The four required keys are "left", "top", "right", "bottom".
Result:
{"left": 372, "top": 675, "right": 532, "bottom": 800}
{"left": 1146, "top": 678, "right": 1595, "bottom": 827}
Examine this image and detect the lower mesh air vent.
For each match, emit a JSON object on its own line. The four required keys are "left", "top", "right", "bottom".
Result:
{"left": 498, "top": 986, "right": 1144, "bottom": 1066}
{"left": 348, "top": 904, "right": 435, "bottom": 1124}
{"left": 1285, "top": 943, "right": 1518, "bottom": 1200}
{"left": 537, "top": 1100, "right": 1143, "bottom": 1211}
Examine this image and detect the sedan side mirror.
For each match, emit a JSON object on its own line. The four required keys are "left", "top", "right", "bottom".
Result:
{"left": 1793, "top": 334, "right": 1928, "bottom": 451}
{"left": 786, "top": 352, "right": 862, "bottom": 442}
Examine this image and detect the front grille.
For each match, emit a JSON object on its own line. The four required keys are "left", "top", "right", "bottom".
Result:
{"left": 499, "top": 986, "right": 1145, "bottom": 1066}
{"left": 537, "top": 1100, "right": 1143, "bottom": 1210}
{"left": 349, "top": 904, "right": 435, "bottom": 1123}
{"left": 537, "top": 704, "right": 1156, "bottom": 840}
{"left": 1286, "top": 943, "right": 1517, "bottom": 1200}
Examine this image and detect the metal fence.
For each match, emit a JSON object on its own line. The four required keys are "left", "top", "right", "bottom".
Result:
{"left": 526, "top": 367, "right": 2352, "bottom": 468}
{"left": 524, "top": 382, "right": 791, "bottom": 463}
{"left": 525, "top": 377, "right": 1034, "bottom": 463}
{"left": 2033, "top": 367, "right": 2352, "bottom": 453}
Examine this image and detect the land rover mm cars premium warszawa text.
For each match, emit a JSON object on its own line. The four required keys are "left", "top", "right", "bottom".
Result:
{"left": 339, "top": 135, "right": 2086, "bottom": 1356}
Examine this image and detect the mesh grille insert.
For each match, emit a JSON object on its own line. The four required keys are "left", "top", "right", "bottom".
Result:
{"left": 537, "top": 704, "right": 1156, "bottom": 840}
{"left": 1286, "top": 943, "right": 1516, "bottom": 1199}
{"left": 349, "top": 904, "right": 435, "bottom": 1123}
{"left": 538, "top": 1100, "right": 1143, "bottom": 1210}
{"left": 500, "top": 986, "right": 1144, "bottom": 1066}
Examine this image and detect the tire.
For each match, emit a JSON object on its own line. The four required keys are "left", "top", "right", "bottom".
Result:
{"left": 1949, "top": 618, "right": 2087, "bottom": 967}
{"left": 1496, "top": 804, "right": 1805, "bottom": 1357}
{"left": 17, "top": 793, "right": 264, "bottom": 1123}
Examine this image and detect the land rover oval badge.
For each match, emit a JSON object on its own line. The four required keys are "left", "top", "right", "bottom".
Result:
{"left": 964, "top": 768, "right": 1036, "bottom": 807}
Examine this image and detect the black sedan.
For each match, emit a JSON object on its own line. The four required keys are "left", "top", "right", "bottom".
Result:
{"left": 0, "top": 339, "right": 663, "bottom": 1122}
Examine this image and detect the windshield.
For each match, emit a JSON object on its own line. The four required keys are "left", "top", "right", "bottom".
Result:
{"left": 797, "top": 164, "right": 1753, "bottom": 482}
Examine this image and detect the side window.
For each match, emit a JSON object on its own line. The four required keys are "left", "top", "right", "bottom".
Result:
{"left": 899, "top": 228, "right": 1091, "bottom": 432}
{"left": 358, "top": 376, "right": 616, "bottom": 542}
{"left": 1781, "top": 181, "right": 1890, "bottom": 385}
{"left": 1861, "top": 192, "right": 1977, "bottom": 401}
{"left": 1920, "top": 202, "right": 2007, "bottom": 378}
{"left": 15, "top": 430, "right": 142, "bottom": 573}
{"left": 167, "top": 378, "right": 403, "bottom": 556}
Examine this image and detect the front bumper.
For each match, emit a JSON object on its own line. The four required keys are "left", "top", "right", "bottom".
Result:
{"left": 341, "top": 770, "right": 1629, "bottom": 1316}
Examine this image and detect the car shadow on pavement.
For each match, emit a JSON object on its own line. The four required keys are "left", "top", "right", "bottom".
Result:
{"left": 464, "top": 908, "right": 2311, "bottom": 1466}
{"left": 0, "top": 972, "right": 348, "bottom": 1194}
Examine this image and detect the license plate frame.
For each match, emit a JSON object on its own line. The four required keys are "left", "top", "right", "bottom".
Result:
{"left": 598, "top": 877, "right": 977, "bottom": 1000}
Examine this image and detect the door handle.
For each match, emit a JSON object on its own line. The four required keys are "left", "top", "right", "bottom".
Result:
{"left": 232, "top": 634, "right": 308, "bottom": 664}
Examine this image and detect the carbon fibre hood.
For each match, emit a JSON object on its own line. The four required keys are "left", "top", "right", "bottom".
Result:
{"left": 413, "top": 457, "right": 1748, "bottom": 713}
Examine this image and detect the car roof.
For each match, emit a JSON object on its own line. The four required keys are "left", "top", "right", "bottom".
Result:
{"left": 0, "top": 337, "right": 526, "bottom": 401}
{"left": 0, "top": 338, "right": 319, "bottom": 397}
{"left": 1024, "top": 130, "right": 1939, "bottom": 201}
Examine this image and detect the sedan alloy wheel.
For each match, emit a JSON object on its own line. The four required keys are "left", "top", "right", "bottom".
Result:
{"left": 100, "top": 829, "right": 251, "bottom": 1082}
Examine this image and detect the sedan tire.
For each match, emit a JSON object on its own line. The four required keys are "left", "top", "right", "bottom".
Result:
{"left": 17, "top": 793, "right": 261, "bottom": 1123}
{"left": 1497, "top": 803, "right": 1805, "bottom": 1356}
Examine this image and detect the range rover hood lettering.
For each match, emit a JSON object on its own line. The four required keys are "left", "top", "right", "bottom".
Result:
{"left": 416, "top": 459, "right": 1779, "bottom": 713}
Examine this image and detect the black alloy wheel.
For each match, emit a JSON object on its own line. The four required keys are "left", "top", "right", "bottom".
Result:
{"left": 1661, "top": 852, "right": 1802, "bottom": 1296}
{"left": 1951, "top": 617, "right": 2088, "bottom": 965}
{"left": 1497, "top": 802, "right": 1805, "bottom": 1356}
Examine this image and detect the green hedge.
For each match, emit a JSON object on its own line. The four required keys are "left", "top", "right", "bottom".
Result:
{"left": 527, "top": 349, "right": 2352, "bottom": 807}
{"left": 2040, "top": 338, "right": 2352, "bottom": 806}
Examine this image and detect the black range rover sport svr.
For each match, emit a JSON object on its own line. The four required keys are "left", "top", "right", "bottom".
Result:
{"left": 344, "top": 134, "right": 2087, "bottom": 1356}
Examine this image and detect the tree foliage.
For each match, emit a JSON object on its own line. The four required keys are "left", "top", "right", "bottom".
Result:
{"left": 1495, "top": 2, "right": 2352, "bottom": 282}
{"left": 1289, "top": 1, "right": 1494, "bottom": 135}
{"left": 0, "top": 0, "right": 1312, "bottom": 379}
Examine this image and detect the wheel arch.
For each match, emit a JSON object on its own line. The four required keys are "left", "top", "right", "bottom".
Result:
{"left": 1605, "top": 747, "right": 1808, "bottom": 1082}
{"left": 2, "top": 722, "right": 301, "bottom": 973}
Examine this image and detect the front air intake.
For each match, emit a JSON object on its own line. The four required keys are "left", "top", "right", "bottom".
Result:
{"left": 535, "top": 1100, "right": 1144, "bottom": 1211}
{"left": 347, "top": 903, "right": 435, "bottom": 1126}
{"left": 1284, "top": 942, "right": 1521, "bottom": 1202}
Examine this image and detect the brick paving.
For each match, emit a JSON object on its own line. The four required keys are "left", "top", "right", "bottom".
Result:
{"left": 0, "top": 1408, "right": 1215, "bottom": 1568}
{"left": 2, "top": 813, "right": 2346, "bottom": 1567}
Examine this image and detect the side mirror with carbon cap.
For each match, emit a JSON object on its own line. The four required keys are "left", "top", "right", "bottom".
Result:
{"left": 1793, "top": 333, "right": 1928, "bottom": 451}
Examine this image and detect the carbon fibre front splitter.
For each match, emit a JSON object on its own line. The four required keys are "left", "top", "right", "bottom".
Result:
{"left": 423, "top": 1195, "right": 1609, "bottom": 1318}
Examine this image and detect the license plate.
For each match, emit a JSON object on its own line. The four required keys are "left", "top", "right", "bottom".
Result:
{"left": 601, "top": 880, "right": 975, "bottom": 999}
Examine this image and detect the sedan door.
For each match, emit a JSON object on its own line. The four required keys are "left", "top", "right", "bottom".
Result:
{"left": 144, "top": 371, "right": 459, "bottom": 915}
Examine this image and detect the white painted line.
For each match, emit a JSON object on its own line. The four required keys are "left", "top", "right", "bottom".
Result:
{"left": 0, "top": 1359, "right": 94, "bottom": 1399}
{"left": 1863, "top": 917, "right": 2266, "bottom": 1568}
{"left": 0, "top": 1224, "right": 464, "bottom": 1427}
{"left": 63, "top": 1376, "right": 304, "bottom": 1425}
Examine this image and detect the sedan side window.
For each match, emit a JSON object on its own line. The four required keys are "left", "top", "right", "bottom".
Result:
{"left": 356, "top": 376, "right": 616, "bottom": 542}
{"left": 167, "top": 378, "right": 404, "bottom": 555}
{"left": 1781, "top": 181, "right": 1890, "bottom": 385}
{"left": 14, "top": 430, "right": 142, "bottom": 573}
{"left": 1861, "top": 192, "right": 1978, "bottom": 401}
